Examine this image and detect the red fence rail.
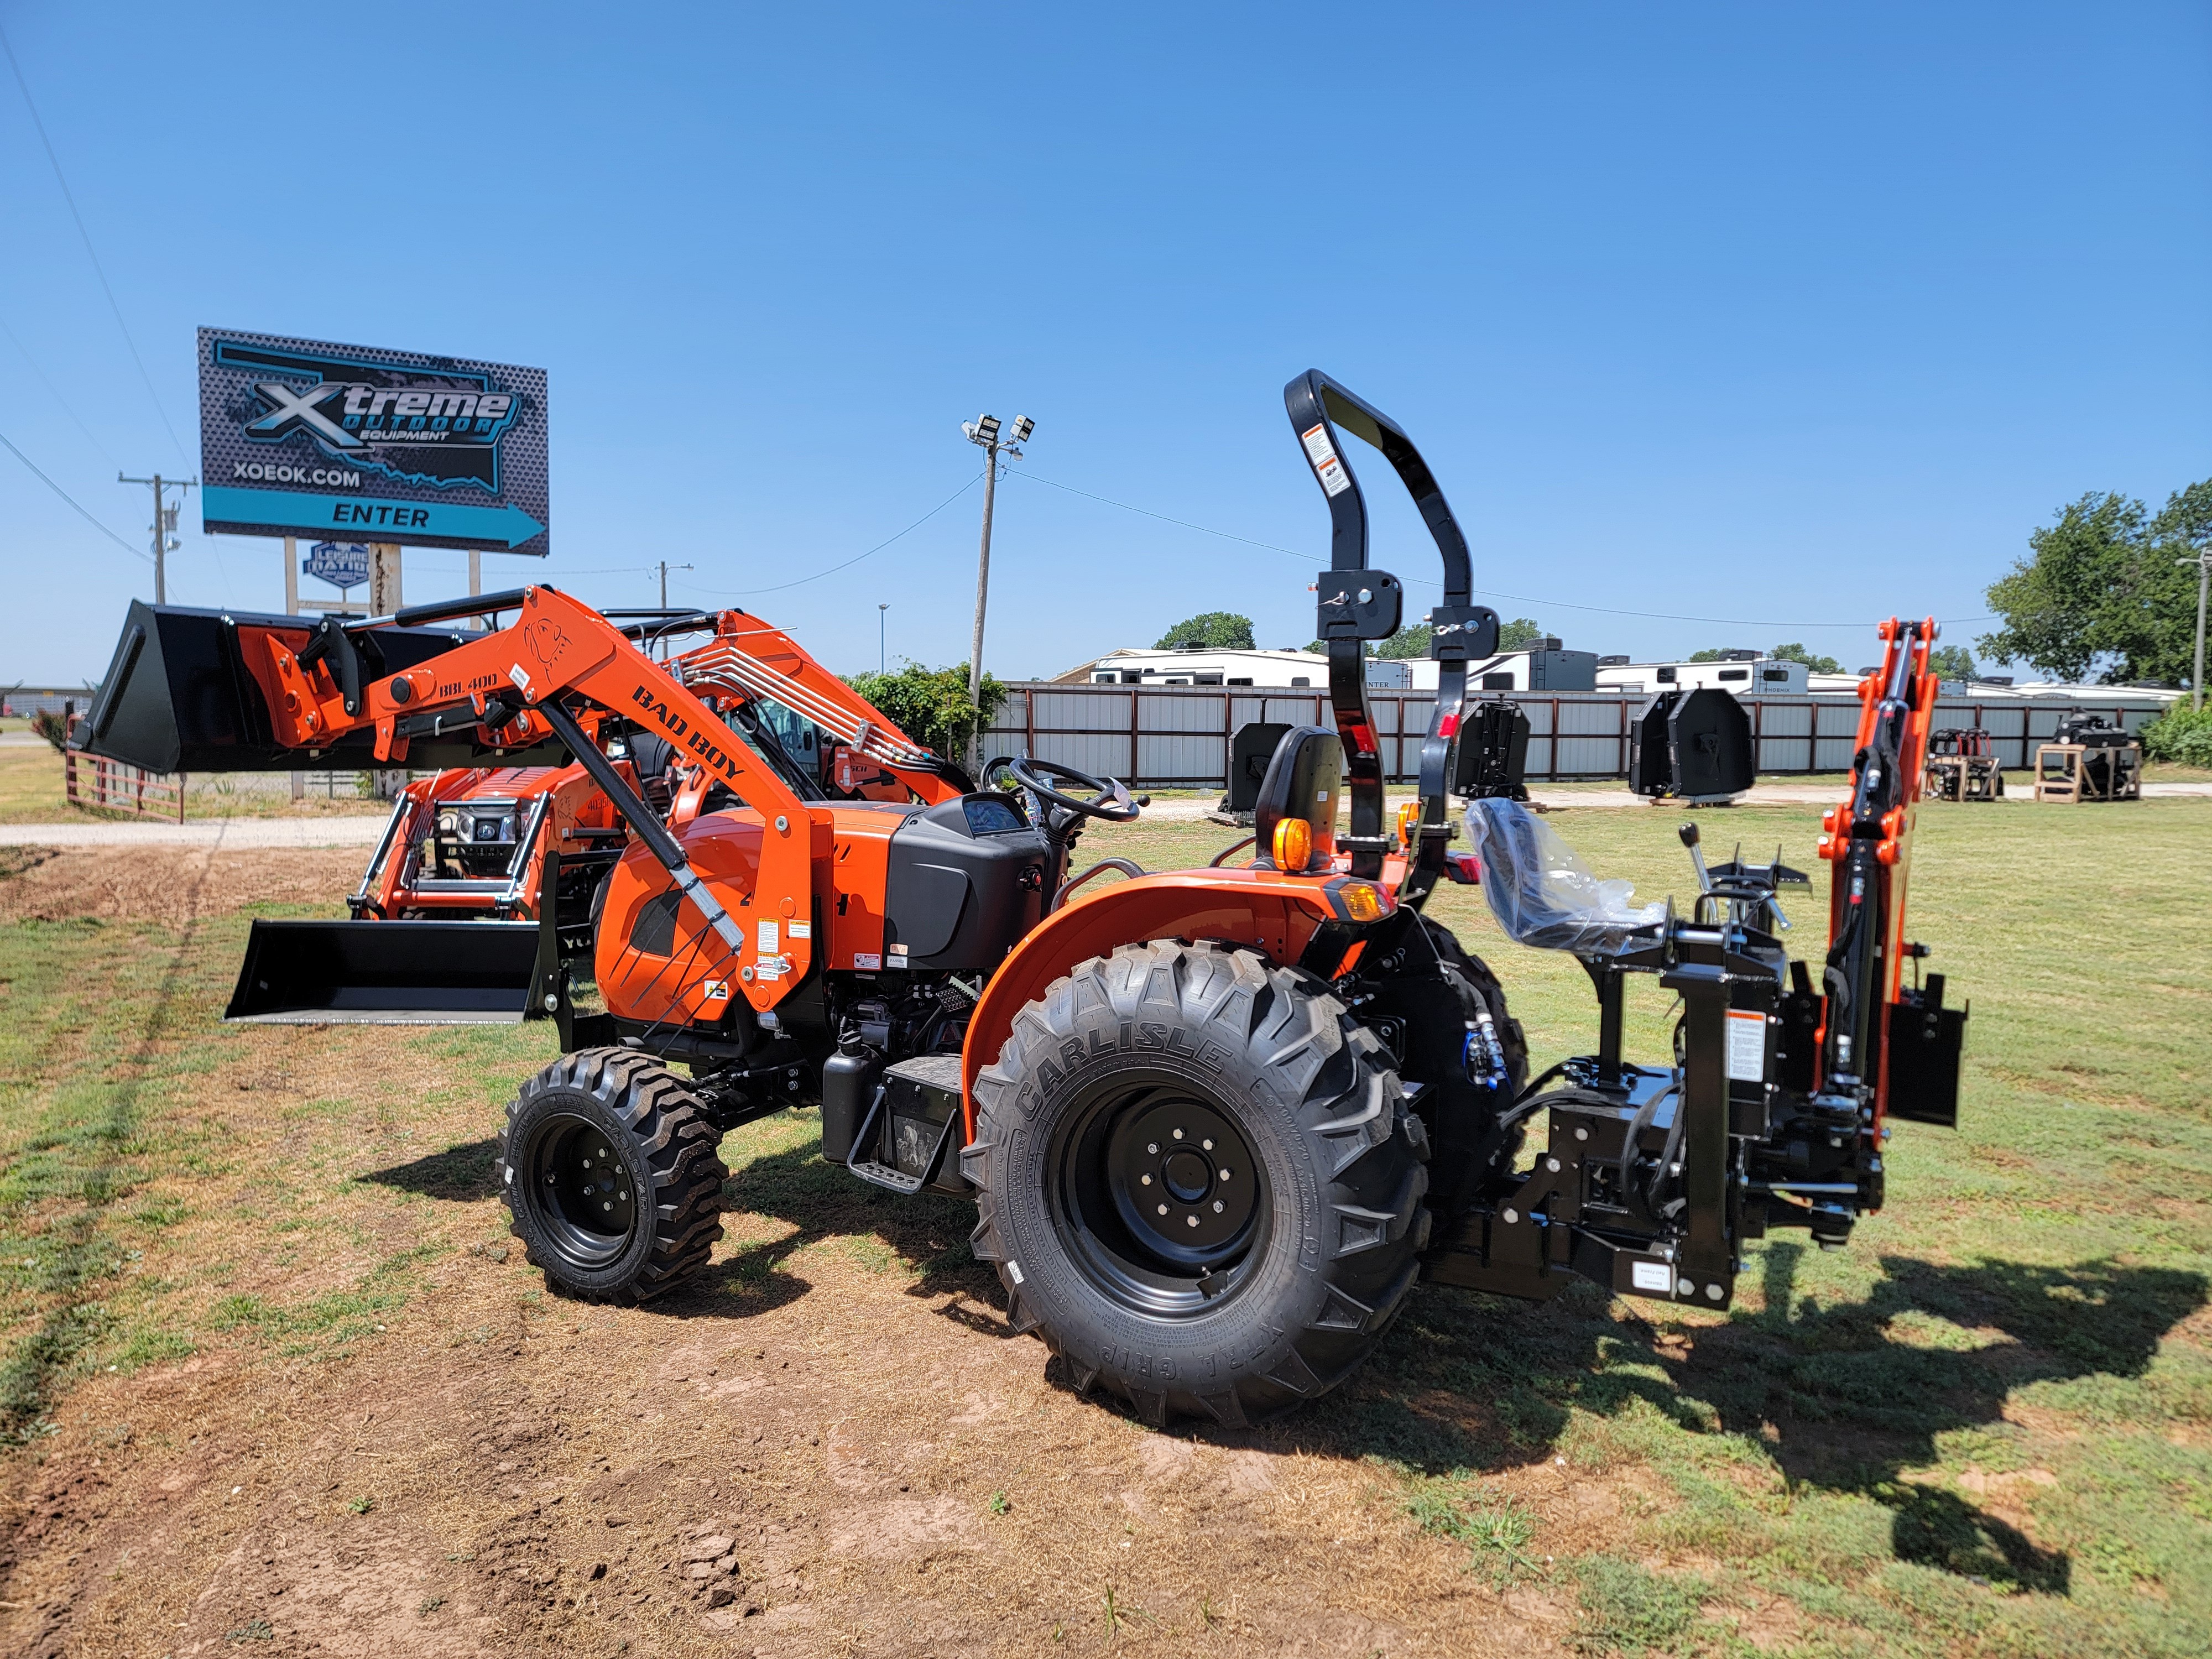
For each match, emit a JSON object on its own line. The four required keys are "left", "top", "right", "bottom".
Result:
{"left": 64, "top": 748, "right": 186, "bottom": 823}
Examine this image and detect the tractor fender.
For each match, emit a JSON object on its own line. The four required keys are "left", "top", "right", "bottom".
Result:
{"left": 958, "top": 867, "right": 1357, "bottom": 1140}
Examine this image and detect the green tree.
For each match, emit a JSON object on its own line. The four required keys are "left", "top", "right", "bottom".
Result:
{"left": 843, "top": 661, "right": 1008, "bottom": 758}
{"left": 1155, "top": 611, "right": 1256, "bottom": 650}
{"left": 1978, "top": 485, "right": 2206, "bottom": 684}
{"left": 1926, "top": 644, "right": 1978, "bottom": 681}
{"left": 1768, "top": 643, "right": 1843, "bottom": 675}
{"left": 1375, "top": 622, "right": 1432, "bottom": 659}
{"left": 1496, "top": 617, "right": 1546, "bottom": 651}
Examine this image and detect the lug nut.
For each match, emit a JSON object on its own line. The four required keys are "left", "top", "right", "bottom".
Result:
{"left": 1146, "top": 1142, "right": 1158, "bottom": 1155}
{"left": 1185, "top": 1215, "right": 1199, "bottom": 1228}
{"left": 1202, "top": 1138, "right": 1214, "bottom": 1151}
{"left": 1140, "top": 1174, "right": 1152, "bottom": 1186}
{"left": 1219, "top": 1168, "right": 1230, "bottom": 1181}
{"left": 1156, "top": 1204, "right": 1168, "bottom": 1217}
{"left": 1172, "top": 1129, "right": 1185, "bottom": 1140}
{"left": 1212, "top": 1201, "right": 1224, "bottom": 1213}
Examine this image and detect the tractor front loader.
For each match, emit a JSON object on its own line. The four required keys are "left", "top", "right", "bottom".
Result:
{"left": 84, "top": 369, "right": 1965, "bottom": 1427}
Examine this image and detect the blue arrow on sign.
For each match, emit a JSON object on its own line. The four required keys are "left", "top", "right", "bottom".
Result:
{"left": 204, "top": 486, "right": 547, "bottom": 550}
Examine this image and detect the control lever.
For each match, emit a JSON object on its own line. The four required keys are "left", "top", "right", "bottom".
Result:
{"left": 1678, "top": 821, "right": 1712, "bottom": 893}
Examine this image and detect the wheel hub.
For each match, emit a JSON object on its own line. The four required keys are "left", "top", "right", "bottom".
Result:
{"left": 529, "top": 1113, "right": 637, "bottom": 1267}
{"left": 1107, "top": 1098, "right": 1256, "bottom": 1269}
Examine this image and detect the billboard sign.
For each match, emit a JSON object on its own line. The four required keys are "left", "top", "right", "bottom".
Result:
{"left": 303, "top": 541, "right": 369, "bottom": 591}
{"left": 198, "top": 327, "right": 548, "bottom": 552}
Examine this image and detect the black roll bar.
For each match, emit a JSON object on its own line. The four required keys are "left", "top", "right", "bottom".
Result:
{"left": 1282, "top": 371, "right": 1499, "bottom": 893}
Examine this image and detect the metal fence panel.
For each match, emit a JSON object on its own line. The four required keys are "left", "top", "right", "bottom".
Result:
{"left": 1138, "top": 734, "right": 1227, "bottom": 781}
{"left": 969, "top": 682, "right": 2171, "bottom": 787}
{"left": 1139, "top": 693, "right": 1228, "bottom": 733}
{"left": 1031, "top": 732, "right": 1132, "bottom": 776}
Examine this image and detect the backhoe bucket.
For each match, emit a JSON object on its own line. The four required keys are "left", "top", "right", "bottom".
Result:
{"left": 224, "top": 919, "right": 546, "bottom": 1024}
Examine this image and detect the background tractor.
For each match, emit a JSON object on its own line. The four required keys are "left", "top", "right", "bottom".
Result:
{"left": 82, "top": 369, "right": 1964, "bottom": 1426}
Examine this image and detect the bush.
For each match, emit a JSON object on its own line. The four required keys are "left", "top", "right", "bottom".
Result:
{"left": 843, "top": 661, "right": 1009, "bottom": 760}
{"left": 28, "top": 709, "right": 70, "bottom": 753}
{"left": 2138, "top": 705, "right": 2212, "bottom": 768}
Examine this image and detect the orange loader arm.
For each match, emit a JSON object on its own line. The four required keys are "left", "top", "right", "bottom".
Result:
{"left": 237, "top": 585, "right": 821, "bottom": 1014}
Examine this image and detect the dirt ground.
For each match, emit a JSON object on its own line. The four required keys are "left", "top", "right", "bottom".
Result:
{"left": 0, "top": 846, "right": 1606, "bottom": 1658}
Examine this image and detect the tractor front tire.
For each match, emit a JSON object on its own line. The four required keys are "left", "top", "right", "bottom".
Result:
{"left": 965, "top": 941, "right": 1430, "bottom": 1427}
{"left": 499, "top": 1047, "right": 726, "bottom": 1303}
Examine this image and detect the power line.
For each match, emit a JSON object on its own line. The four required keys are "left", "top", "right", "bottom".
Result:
{"left": 0, "top": 428, "right": 153, "bottom": 561}
{"left": 695, "top": 471, "right": 985, "bottom": 597}
{"left": 1008, "top": 468, "right": 1994, "bottom": 633}
{"left": 0, "top": 312, "right": 119, "bottom": 468}
{"left": 0, "top": 22, "right": 190, "bottom": 466}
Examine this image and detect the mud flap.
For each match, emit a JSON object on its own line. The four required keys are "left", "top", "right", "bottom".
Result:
{"left": 223, "top": 919, "right": 545, "bottom": 1024}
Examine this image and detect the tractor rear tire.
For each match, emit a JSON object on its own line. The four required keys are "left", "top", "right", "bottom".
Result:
{"left": 964, "top": 940, "right": 1430, "bottom": 1427}
{"left": 499, "top": 1047, "right": 726, "bottom": 1303}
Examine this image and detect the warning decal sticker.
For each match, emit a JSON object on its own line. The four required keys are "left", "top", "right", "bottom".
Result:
{"left": 1725, "top": 1010, "right": 1767, "bottom": 1083}
{"left": 1300, "top": 422, "right": 1353, "bottom": 498}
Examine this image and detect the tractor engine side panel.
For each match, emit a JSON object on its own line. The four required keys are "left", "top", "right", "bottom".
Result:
{"left": 881, "top": 797, "right": 1048, "bottom": 973}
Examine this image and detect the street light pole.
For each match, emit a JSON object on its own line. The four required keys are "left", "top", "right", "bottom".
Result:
{"left": 961, "top": 414, "right": 1033, "bottom": 754}
{"left": 879, "top": 603, "right": 889, "bottom": 675}
{"left": 967, "top": 440, "right": 998, "bottom": 712}
{"left": 2180, "top": 551, "right": 2212, "bottom": 711}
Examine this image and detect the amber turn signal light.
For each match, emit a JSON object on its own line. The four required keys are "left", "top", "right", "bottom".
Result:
{"left": 1271, "top": 816, "right": 1313, "bottom": 872}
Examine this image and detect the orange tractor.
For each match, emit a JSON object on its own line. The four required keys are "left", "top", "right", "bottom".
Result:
{"left": 83, "top": 372, "right": 1963, "bottom": 1425}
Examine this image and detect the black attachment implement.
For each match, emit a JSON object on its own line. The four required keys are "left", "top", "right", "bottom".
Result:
{"left": 1283, "top": 371, "right": 1499, "bottom": 895}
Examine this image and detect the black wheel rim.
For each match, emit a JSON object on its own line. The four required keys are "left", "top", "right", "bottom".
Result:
{"left": 1048, "top": 1073, "right": 1269, "bottom": 1318}
{"left": 524, "top": 1112, "right": 639, "bottom": 1271}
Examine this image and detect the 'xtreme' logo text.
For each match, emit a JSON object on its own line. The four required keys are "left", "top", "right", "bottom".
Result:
{"left": 246, "top": 381, "right": 519, "bottom": 451}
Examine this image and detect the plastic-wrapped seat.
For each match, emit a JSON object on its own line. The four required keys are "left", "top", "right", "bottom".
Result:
{"left": 1463, "top": 797, "right": 1665, "bottom": 955}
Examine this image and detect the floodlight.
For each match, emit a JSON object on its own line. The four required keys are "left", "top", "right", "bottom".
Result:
{"left": 1011, "top": 415, "right": 1034, "bottom": 443}
{"left": 975, "top": 414, "right": 1001, "bottom": 443}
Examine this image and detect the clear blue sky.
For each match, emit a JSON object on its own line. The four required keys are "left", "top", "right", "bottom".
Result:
{"left": 2, "top": 2, "right": 2207, "bottom": 686}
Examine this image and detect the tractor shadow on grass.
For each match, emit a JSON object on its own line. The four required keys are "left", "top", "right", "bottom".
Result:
{"left": 361, "top": 1136, "right": 504, "bottom": 1202}
{"left": 359, "top": 1124, "right": 998, "bottom": 1322}
{"left": 1316, "top": 1244, "right": 2208, "bottom": 1597}
{"left": 677, "top": 1135, "right": 1000, "bottom": 1317}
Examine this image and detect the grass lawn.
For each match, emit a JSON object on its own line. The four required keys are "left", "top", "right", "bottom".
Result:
{"left": 0, "top": 797, "right": 2203, "bottom": 1653}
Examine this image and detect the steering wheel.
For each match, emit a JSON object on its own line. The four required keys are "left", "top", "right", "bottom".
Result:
{"left": 1005, "top": 755, "right": 1144, "bottom": 823}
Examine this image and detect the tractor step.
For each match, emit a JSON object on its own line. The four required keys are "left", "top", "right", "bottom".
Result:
{"left": 844, "top": 1054, "right": 966, "bottom": 1194}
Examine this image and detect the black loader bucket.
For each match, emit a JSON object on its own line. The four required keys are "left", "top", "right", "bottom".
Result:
{"left": 81, "top": 600, "right": 565, "bottom": 773}
{"left": 224, "top": 920, "right": 546, "bottom": 1024}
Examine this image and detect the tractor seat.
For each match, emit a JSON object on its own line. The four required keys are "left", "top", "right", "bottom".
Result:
{"left": 1252, "top": 726, "right": 1343, "bottom": 873}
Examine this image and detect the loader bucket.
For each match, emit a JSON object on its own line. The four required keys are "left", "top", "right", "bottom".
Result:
{"left": 224, "top": 919, "right": 545, "bottom": 1024}
{"left": 81, "top": 600, "right": 565, "bottom": 773}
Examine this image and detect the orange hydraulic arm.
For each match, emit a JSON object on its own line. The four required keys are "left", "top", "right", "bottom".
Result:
{"left": 1813, "top": 616, "right": 1939, "bottom": 1118}
{"left": 236, "top": 586, "right": 832, "bottom": 1013}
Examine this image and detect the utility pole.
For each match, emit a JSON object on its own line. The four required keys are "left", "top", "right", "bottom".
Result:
{"left": 879, "top": 602, "right": 889, "bottom": 675}
{"left": 961, "top": 414, "right": 1034, "bottom": 750}
{"left": 119, "top": 472, "right": 195, "bottom": 602}
{"left": 2180, "top": 549, "right": 2212, "bottom": 711}
{"left": 657, "top": 560, "right": 693, "bottom": 609}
